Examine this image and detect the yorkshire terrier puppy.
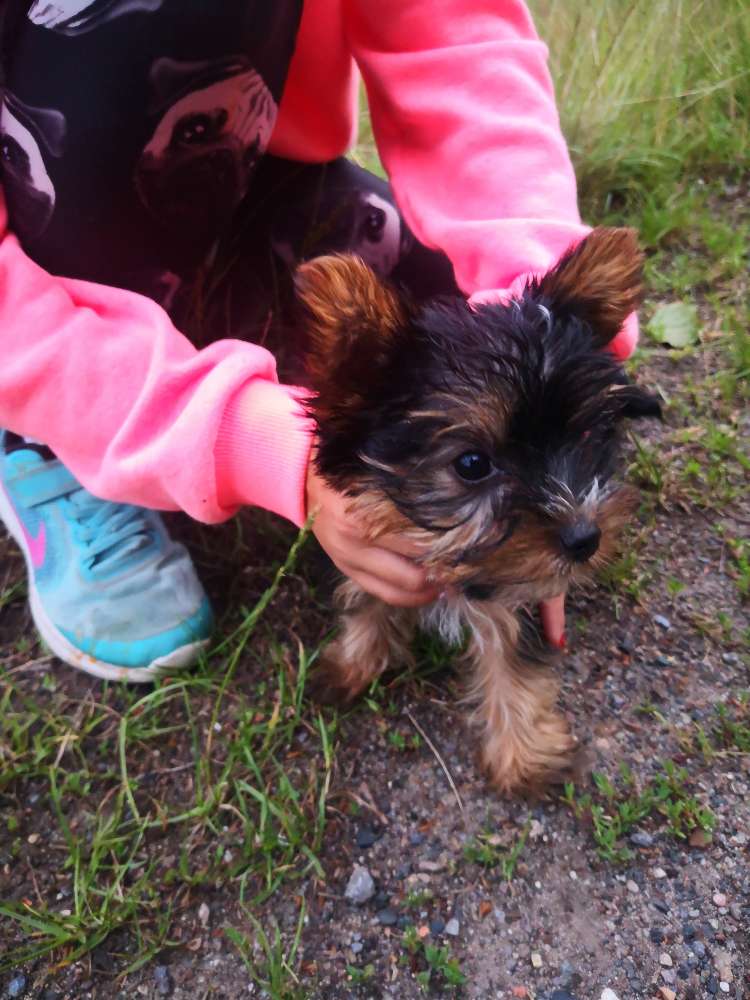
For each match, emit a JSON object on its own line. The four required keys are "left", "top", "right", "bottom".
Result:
{"left": 294, "top": 228, "right": 661, "bottom": 795}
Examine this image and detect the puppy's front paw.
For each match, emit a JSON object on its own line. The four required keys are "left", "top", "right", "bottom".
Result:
{"left": 307, "top": 651, "right": 370, "bottom": 706}
{"left": 480, "top": 710, "right": 578, "bottom": 796}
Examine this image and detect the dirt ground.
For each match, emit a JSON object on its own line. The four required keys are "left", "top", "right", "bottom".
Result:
{"left": 1, "top": 220, "right": 748, "bottom": 998}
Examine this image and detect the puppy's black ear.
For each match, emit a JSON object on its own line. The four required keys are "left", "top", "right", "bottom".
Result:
{"left": 610, "top": 383, "right": 663, "bottom": 421}
{"left": 294, "top": 254, "right": 408, "bottom": 424}
{"left": 534, "top": 227, "right": 644, "bottom": 347}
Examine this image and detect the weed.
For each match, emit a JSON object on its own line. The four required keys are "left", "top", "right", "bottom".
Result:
{"left": 402, "top": 889, "right": 434, "bottom": 910}
{"left": 226, "top": 903, "right": 305, "bottom": 999}
{"left": 401, "top": 925, "right": 466, "bottom": 993}
{"left": 681, "top": 695, "right": 750, "bottom": 758}
{"left": 727, "top": 538, "right": 750, "bottom": 600}
{"left": 346, "top": 963, "right": 376, "bottom": 986}
{"left": 563, "top": 760, "right": 715, "bottom": 863}
{"left": 463, "top": 821, "right": 530, "bottom": 880}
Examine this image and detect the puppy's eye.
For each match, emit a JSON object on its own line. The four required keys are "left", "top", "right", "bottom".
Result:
{"left": 453, "top": 450, "right": 493, "bottom": 482}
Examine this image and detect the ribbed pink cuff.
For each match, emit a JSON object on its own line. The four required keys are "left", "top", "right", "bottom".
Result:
{"left": 214, "top": 380, "right": 314, "bottom": 527}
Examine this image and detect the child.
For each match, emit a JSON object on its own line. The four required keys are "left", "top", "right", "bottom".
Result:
{"left": 0, "top": 0, "right": 636, "bottom": 680}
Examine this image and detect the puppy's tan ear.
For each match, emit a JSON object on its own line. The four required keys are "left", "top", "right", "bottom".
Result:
{"left": 294, "top": 254, "right": 408, "bottom": 419}
{"left": 535, "top": 227, "right": 643, "bottom": 346}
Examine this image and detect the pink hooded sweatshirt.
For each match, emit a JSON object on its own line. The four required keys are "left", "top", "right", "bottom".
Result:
{"left": 0, "top": 0, "right": 637, "bottom": 528}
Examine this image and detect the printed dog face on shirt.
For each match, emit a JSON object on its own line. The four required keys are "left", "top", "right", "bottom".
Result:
{"left": 0, "top": 94, "right": 67, "bottom": 241}
{"left": 272, "top": 188, "right": 411, "bottom": 279}
{"left": 27, "top": 0, "right": 164, "bottom": 35}
{"left": 135, "top": 57, "right": 277, "bottom": 241}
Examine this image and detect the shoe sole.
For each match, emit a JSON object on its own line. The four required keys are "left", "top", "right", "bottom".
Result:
{"left": 0, "top": 482, "right": 209, "bottom": 683}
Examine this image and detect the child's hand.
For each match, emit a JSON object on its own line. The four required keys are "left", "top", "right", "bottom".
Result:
{"left": 306, "top": 465, "right": 440, "bottom": 608}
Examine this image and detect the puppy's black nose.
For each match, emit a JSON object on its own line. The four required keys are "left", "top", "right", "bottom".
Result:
{"left": 560, "top": 521, "right": 601, "bottom": 562}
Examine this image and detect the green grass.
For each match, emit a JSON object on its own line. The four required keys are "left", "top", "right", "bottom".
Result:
{"left": 0, "top": 525, "right": 337, "bottom": 977}
{"left": 531, "top": 0, "right": 750, "bottom": 219}
{"left": 2, "top": 1, "right": 750, "bottom": 990}
{"left": 225, "top": 903, "right": 306, "bottom": 999}
{"left": 680, "top": 693, "right": 750, "bottom": 759}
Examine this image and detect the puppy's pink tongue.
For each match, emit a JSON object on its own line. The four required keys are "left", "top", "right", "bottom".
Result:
{"left": 540, "top": 595, "right": 566, "bottom": 647}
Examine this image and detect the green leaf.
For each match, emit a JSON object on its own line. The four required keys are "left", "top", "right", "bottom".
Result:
{"left": 646, "top": 302, "right": 700, "bottom": 348}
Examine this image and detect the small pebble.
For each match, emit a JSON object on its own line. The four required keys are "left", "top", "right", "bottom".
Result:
{"left": 626, "top": 880, "right": 640, "bottom": 894}
{"left": 558, "top": 960, "right": 576, "bottom": 984}
{"left": 712, "top": 893, "right": 727, "bottom": 908}
{"left": 372, "top": 891, "right": 390, "bottom": 910}
{"left": 198, "top": 902, "right": 210, "bottom": 928}
{"left": 719, "top": 984, "right": 730, "bottom": 995}
{"left": 345, "top": 865, "right": 375, "bottom": 905}
{"left": 408, "top": 831, "right": 425, "bottom": 846}
{"left": 722, "top": 652, "right": 739, "bottom": 665}
{"left": 377, "top": 907, "right": 398, "bottom": 926}
{"left": 692, "top": 941, "right": 706, "bottom": 958}
{"left": 418, "top": 859, "right": 445, "bottom": 873}
{"left": 653, "top": 867, "right": 667, "bottom": 879}
{"left": 7, "top": 976, "right": 27, "bottom": 999}
{"left": 600, "top": 990, "right": 620, "bottom": 1000}
{"left": 445, "top": 917, "right": 459, "bottom": 937}
{"left": 531, "top": 951, "right": 542, "bottom": 969}
{"left": 682, "top": 923, "right": 696, "bottom": 941}
{"left": 706, "top": 978, "right": 719, "bottom": 995}
{"left": 630, "top": 831, "right": 654, "bottom": 848}
{"left": 356, "top": 826, "right": 379, "bottom": 849}
{"left": 351, "top": 941, "right": 363, "bottom": 955}
{"left": 659, "top": 952, "right": 673, "bottom": 967}
{"left": 654, "top": 614, "right": 671, "bottom": 630}
{"left": 430, "top": 918, "right": 445, "bottom": 935}
{"left": 153, "top": 965, "right": 173, "bottom": 997}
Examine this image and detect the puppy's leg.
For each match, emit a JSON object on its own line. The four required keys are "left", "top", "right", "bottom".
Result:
{"left": 464, "top": 602, "right": 576, "bottom": 794}
{"left": 312, "top": 579, "right": 416, "bottom": 704}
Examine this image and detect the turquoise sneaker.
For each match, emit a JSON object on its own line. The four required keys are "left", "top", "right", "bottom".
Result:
{"left": 0, "top": 431, "right": 213, "bottom": 682}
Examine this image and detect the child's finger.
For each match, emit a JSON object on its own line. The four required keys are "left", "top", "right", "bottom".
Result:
{"left": 349, "top": 568, "right": 439, "bottom": 608}
{"left": 345, "top": 544, "right": 433, "bottom": 596}
{"left": 375, "top": 530, "right": 432, "bottom": 560}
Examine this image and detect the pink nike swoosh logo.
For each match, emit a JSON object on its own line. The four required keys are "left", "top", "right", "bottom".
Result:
{"left": 2, "top": 485, "right": 47, "bottom": 569}
{"left": 23, "top": 521, "right": 47, "bottom": 569}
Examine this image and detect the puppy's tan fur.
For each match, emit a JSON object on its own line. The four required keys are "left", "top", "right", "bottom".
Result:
{"left": 297, "top": 228, "right": 653, "bottom": 795}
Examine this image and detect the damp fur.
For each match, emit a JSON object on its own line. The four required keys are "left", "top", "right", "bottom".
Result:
{"left": 296, "top": 228, "right": 661, "bottom": 795}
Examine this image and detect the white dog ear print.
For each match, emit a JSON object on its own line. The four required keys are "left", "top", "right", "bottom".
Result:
{"left": 135, "top": 57, "right": 278, "bottom": 237}
{"left": 0, "top": 94, "right": 66, "bottom": 241}
{"left": 28, "top": 0, "right": 163, "bottom": 35}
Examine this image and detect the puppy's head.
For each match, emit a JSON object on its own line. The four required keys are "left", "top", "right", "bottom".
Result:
{"left": 296, "top": 228, "right": 660, "bottom": 602}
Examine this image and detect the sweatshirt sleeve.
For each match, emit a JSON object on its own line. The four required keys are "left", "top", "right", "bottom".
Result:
{"left": 345, "top": 0, "right": 637, "bottom": 360}
{"left": 0, "top": 191, "right": 313, "bottom": 525}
